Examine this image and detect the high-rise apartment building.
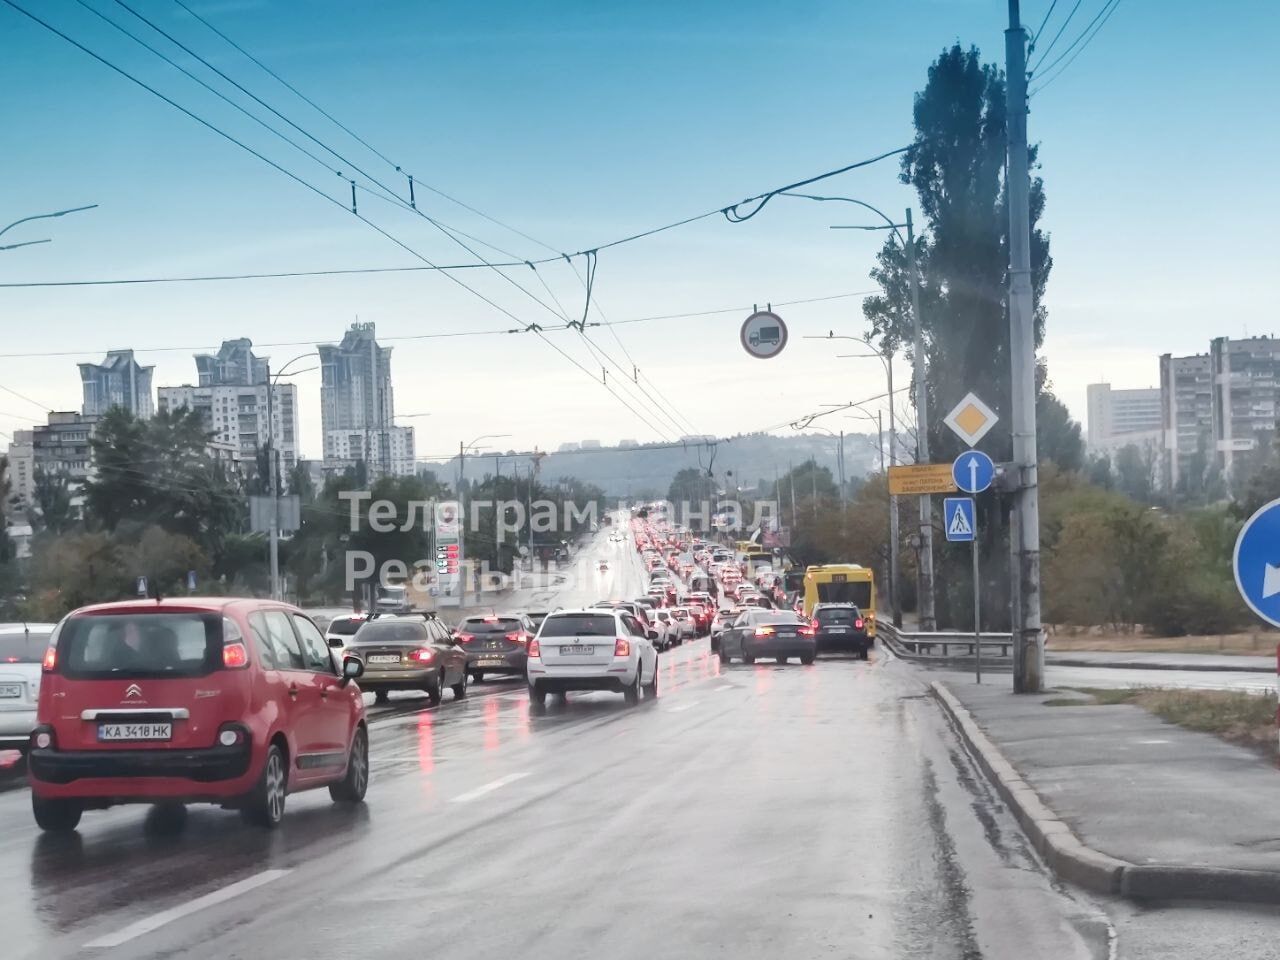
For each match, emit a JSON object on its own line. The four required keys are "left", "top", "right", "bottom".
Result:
{"left": 1085, "top": 383, "right": 1162, "bottom": 453}
{"left": 156, "top": 339, "right": 298, "bottom": 472}
{"left": 31, "top": 412, "right": 98, "bottom": 483}
{"left": 195, "top": 337, "right": 269, "bottom": 387}
{"left": 318, "top": 322, "right": 414, "bottom": 476}
{"left": 4, "top": 429, "right": 35, "bottom": 507}
{"left": 1159, "top": 353, "right": 1213, "bottom": 490}
{"left": 1209, "top": 336, "right": 1280, "bottom": 478}
{"left": 79, "top": 349, "right": 154, "bottom": 418}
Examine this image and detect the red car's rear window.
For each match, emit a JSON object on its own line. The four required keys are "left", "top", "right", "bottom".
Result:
{"left": 57, "top": 613, "right": 223, "bottom": 679}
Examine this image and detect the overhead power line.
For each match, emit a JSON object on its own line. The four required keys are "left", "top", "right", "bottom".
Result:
{"left": 1027, "top": 0, "right": 1084, "bottom": 70}
{"left": 1030, "top": 0, "right": 1124, "bottom": 96}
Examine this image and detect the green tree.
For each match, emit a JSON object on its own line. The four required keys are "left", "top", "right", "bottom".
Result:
{"left": 287, "top": 461, "right": 316, "bottom": 502}
{"left": 1037, "top": 389, "right": 1084, "bottom": 472}
{"left": 667, "top": 467, "right": 708, "bottom": 506}
{"left": 1114, "top": 442, "right": 1158, "bottom": 504}
{"left": 31, "top": 467, "right": 76, "bottom": 533}
{"left": 84, "top": 407, "right": 244, "bottom": 554}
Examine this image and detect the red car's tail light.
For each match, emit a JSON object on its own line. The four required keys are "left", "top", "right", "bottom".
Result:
{"left": 855, "top": 618, "right": 865, "bottom": 630}
{"left": 222, "top": 642, "right": 250, "bottom": 668}
{"left": 614, "top": 638, "right": 631, "bottom": 657}
{"left": 41, "top": 646, "right": 57, "bottom": 672}
{"left": 798, "top": 625, "right": 816, "bottom": 637}
{"left": 408, "top": 648, "right": 436, "bottom": 663}
{"left": 528, "top": 638, "right": 541, "bottom": 657}
{"left": 754, "top": 626, "right": 775, "bottom": 637}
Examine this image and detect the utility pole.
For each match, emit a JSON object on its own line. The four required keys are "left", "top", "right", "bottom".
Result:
{"left": 1006, "top": 0, "right": 1043, "bottom": 692}
{"left": 906, "top": 207, "right": 936, "bottom": 631}
{"left": 266, "top": 367, "right": 280, "bottom": 601}
{"left": 838, "top": 430, "right": 846, "bottom": 513}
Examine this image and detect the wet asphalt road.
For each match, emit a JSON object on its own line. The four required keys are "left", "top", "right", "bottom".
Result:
{"left": 0, "top": 529, "right": 1158, "bottom": 958}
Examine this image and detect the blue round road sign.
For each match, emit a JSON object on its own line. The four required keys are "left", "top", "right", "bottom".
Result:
{"left": 952, "top": 450, "right": 995, "bottom": 494}
{"left": 1232, "top": 496, "right": 1280, "bottom": 627}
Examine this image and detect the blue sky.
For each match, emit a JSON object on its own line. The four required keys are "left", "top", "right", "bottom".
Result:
{"left": 2, "top": 0, "right": 1278, "bottom": 463}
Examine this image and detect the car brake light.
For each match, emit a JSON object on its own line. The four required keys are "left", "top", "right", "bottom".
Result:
{"left": 408, "top": 648, "right": 435, "bottom": 663}
{"left": 798, "top": 625, "right": 816, "bottom": 637}
{"left": 614, "top": 638, "right": 631, "bottom": 657}
{"left": 454, "top": 632, "right": 475, "bottom": 643}
{"left": 483, "top": 615, "right": 498, "bottom": 622}
{"left": 42, "top": 646, "right": 57, "bottom": 672}
{"left": 222, "top": 642, "right": 249, "bottom": 668}
{"left": 855, "top": 618, "right": 865, "bottom": 630}
{"left": 754, "top": 626, "right": 775, "bottom": 637}
{"left": 506, "top": 632, "right": 528, "bottom": 644}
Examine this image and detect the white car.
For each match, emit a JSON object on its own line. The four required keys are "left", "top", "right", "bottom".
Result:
{"left": 651, "top": 609, "right": 682, "bottom": 648}
{"left": 527, "top": 609, "right": 659, "bottom": 707}
{"left": 0, "top": 623, "right": 56, "bottom": 755}
{"left": 323, "top": 613, "right": 369, "bottom": 652}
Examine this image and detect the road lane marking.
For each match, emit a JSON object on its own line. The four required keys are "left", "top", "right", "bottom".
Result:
{"left": 449, "top": 771, "right": 529, "bottom": 803}
{"left": 713, "top": 684, "right": 734, "bottom": 692}
{"left": 83, "top": 868, "right": 291, "bottom": 949}
{"left": 668, "top": 701, "right": 700, "bottom": 712}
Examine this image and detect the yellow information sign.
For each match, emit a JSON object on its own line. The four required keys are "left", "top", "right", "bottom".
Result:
{"left": 888, "top": 464, "right": 958, "bottom": 496}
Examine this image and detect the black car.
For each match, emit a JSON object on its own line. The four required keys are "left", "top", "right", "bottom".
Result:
{"left": 812, "top": 603, "right": 871, "bottom": 659}
{"left": 455, "top": 613, "right": 535, "bottom": 682}
{"left": 718, "top": 609, "right": 816, "bottom": 666}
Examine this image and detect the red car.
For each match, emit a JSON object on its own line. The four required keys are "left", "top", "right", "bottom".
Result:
{"left": 28, "top": 598, "right": 368, "bottom": 833}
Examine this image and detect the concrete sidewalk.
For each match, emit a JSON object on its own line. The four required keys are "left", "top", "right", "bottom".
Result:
{"left": 1046, "top": 649, "right": 1275, "bottom": 673}
{"left": 935, "top": 677, "right": 1280, "bottom": 902}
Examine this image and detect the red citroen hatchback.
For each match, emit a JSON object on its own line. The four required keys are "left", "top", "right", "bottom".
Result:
{"left": 28, "top": 598, "right": 369, "bottom": 833}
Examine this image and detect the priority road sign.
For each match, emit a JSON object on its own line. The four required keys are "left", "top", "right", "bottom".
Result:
{"left": 944, "top": 392, "right": 999, "bottom": 447}
{"left": 944, "top": 497, "right": 976, "bottom": 542}
{"left": 952, "top": 450, "right": 995, "bottom": 494}
{"left": 1232, "top": 497, "right": 1280, "bottom": 627}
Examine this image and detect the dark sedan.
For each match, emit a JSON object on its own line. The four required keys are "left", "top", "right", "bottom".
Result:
{"left": 718, "top": 610, "right": 816, "bottom": 666}
{"left": 345, "top": 615, "right": 469, "bottom": 704}
{"left": 812, "top": 603, "right": 871, "bottom": 659}
{"left": 455, "top": 614, "right": 534, "bottom": 682}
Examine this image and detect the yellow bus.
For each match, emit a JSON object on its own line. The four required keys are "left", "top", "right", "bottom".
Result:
{"left": 802, "top": 564, "right": 876, "bottom": 635}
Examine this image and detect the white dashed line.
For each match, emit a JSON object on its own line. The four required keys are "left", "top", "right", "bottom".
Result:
{"left": 83, "top": 869, "right": 291, "bottom": 949}
{"left": 713, "top": 684, "right": 734, "bottom": 692}
{"left": 449, "top": 771, "right": 530, "bottom": 803}
{"left": 668, "top": 701, "right": 700, "bottom": 713}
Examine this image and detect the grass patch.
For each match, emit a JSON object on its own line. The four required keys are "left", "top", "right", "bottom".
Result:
{"left": 1042, "top": 697, "right": 1092, "bottom": 707}
{"left": 1072, "top": 687, "right": 1278, "bottom": 755}
{"left": 1046, "top": 632, "right": 1276, "bottom": 656}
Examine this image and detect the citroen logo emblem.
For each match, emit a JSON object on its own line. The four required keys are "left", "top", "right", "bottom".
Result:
{"left": 124, "top": 683, "right": 143, "bottom": 699}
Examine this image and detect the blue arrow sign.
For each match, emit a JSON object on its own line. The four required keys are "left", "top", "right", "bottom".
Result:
{"left": 952, "top": 450, "right": 995, "bottom": 494}
{"left": 1233, "top": 497, "right": 1280, "bottom": 627}
{"left": 944, "top": 497, "right": 976, "bottom": 543}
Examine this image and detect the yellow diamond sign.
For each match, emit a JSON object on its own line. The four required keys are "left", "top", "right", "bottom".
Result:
{"left": 943, "top": 392, "right": 998, "bottom": 447}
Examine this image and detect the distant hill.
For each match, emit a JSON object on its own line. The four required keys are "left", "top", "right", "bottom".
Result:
{"left": 445, "top": 432, "right": 880, "bottom": 497}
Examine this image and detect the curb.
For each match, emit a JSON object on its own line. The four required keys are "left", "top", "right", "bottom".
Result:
{"left": 1044, "top": 656, "right": 1270, "bottom": 674}
{"left": 930, "top": 680, "right": 1280, "bottom": 904}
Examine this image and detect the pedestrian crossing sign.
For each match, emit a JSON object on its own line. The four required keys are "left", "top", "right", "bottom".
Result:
{"left": 944, "top": 497, "right": 976, "bottom": 542}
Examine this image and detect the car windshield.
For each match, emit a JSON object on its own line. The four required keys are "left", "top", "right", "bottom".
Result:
{"left": 816, "top": 607, "right": 860, "bottom": 624}
{"left": 326, "top": 618, "right": 365, "bottom": 636}
{"left": 57, "top": 613, "right": 222, "bottom": 679}
{"left": 462, "top": 618, "right": 521, "bottom": 634}
{"left": 0, "top": 629, "right": 52, "bottom": 664}
{"left": 352, "top": 621, "right": 430, "bottom": 644}
{"left": 540, "top": 614, "right": 617, "bottom": 637}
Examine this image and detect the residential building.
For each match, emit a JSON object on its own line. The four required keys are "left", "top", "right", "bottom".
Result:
{"left": 30, "top": 412, "right": 99, "bottom": 516}
{"left": 195, "top": 338, "right": 268, "bottom": 387}
{"left": 1209, "top": 336, "right": 1280, "bottom": 479}
{"left": 1085, "top": 383, "right": 1162, "bottom": 454}
{"left": 324, "top": 424, "right": 415, "bottom": 477}
{"left": 318, "top": 322, "right": 413, "bottom": 476}
{"left": 157, "top": 382, "right": 298, "bottom": 472}
{"left": 1159, "top": 353, "right": 1213, "bottom": 491}
{"left": 4, "top": 429, "right": 35, "bottom": 507}
{"left": 79, "top": 349, "right": 154, "bottom": 418}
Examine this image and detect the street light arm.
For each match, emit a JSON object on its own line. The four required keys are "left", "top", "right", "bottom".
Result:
{"left": 778, "top": 192, "right": 906, "bottom": 247}
{"left": 0, "top": 239, "right": 52, "bottom": 251}
{"left": 0, "top": 204, "right": 98, "bottom": 239}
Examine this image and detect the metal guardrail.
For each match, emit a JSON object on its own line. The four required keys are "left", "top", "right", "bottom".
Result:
{"left": 879, "top": 621, "right": 1015, "bottom": 660}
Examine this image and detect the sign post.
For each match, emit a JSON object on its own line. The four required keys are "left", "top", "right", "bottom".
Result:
{"left": 950, "top": 450, "right": 994, "bottom": 684}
